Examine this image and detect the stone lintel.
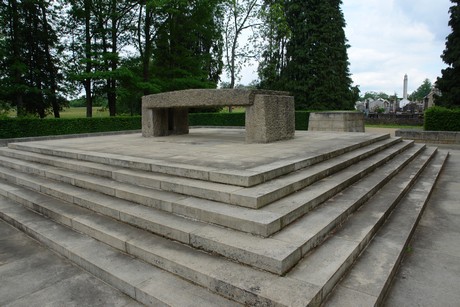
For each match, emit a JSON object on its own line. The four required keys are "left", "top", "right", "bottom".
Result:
{"left": 142, "top": 89, "right": 289, "bottom": 109}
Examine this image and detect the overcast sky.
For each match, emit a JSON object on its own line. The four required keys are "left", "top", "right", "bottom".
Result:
{"left": 236, "top": 0, "right": 452, "bottom": 97}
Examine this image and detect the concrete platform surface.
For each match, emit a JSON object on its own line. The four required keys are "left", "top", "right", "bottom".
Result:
{"left": 0, "top": 130, "right": 459, "bottom": 306}
{"left": 9, "top": 129, "right": 378, "bottom": 169}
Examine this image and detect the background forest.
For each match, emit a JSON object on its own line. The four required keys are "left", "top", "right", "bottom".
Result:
{"left": 0, "top": 0, "right": 359, "bottom": 118}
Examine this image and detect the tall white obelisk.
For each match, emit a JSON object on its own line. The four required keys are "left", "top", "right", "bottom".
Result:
{"left": 400, "top": 74, "right": 410, "bottom": 108}
{"left": 403, "top": 74, "right": 408, "bottom": 100}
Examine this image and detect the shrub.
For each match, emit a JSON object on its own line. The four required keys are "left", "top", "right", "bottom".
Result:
{"left": 0, "top": 111, "right": 311, "bottom": 139}
{"left": 189, "top": 112, "right": 245, "bottom": 127}
{"left": 189, "top": 111, "right": 310, "bottom": 130}
{"left": 0, "top": 116, "right": 141, "bottom": 139}
{"left": 424, "top": 107, "right": 460, "bottom": 131}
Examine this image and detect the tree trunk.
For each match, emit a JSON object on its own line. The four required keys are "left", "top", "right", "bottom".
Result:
{"left": 108, "top": 0, "right": 117, "bottom": 116}
{"left": 11, "top": 0, "right": 25, "bottom": 117}
{"left": 41, "top": 3, "right": 60, "bottom": 118}
{"left": 141, "top": 3, "right": 153, "bottom": 96}
{"left": 84, "top": 0, "right": 92, "bottom": 118}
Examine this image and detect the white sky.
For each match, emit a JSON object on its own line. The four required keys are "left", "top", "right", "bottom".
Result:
{"left": 235, "top": 0, "right": 452, "bottom": 97}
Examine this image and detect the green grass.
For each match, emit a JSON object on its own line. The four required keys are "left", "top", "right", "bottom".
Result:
{"left": 219, "top": 106, "right": 245, "bottom": 113}
{"left": 4, "top": 107, "right": 109, "bottom": 119}
{"left": 58, "top": 107, "right": 109, "bottom": 118}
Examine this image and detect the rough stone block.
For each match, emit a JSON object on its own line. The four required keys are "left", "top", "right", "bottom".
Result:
{"left": 309, "top": 112, "right": 365, "bottom": 132}
{"left": 245, "top": 94, "right": 295, "bottom": 143}
{"left": 142, "top": 89, "right": 294, "bottom": 143}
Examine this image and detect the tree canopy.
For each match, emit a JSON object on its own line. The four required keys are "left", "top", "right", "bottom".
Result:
{"left": 0, "top": 0, "right": 356, "bottom": 117}
{"left": 409, "top": 79, "right": 432, "bottom": 102}
{"left": 436, "top": 0, "right": 460, "bottom": 108}
{"left": 258, "top": 0, "right": 354, "bottom": 110}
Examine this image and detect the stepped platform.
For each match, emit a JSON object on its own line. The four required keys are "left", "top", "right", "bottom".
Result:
{"left": 0, "top": 128, "right": 448, "bottom": 306}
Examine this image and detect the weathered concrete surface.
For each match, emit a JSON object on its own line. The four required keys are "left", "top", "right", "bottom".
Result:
{"left": 142, "top": 89, "right": 289, "bottom": 109}
{"left": 309, "top": 111, "right": 365, "bottom": 132}
{"left": 396, "top": 129, "right": 460, "bottom": 144}
{"left": 0, "top": 219, "right": 141, "bottom": 307}
{"left": 142, "top": 89, "right": 294, "bottom": 143}
{"left": 7, "top": 128, "right": 390, "bottom": 187}
{"left": 384, "top": 148, "right": 460, "bottom": 306}
{"left": 245, "top": 94, "right": 295, "bottom": 143}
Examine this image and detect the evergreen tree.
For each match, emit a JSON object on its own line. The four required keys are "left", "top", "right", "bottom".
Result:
{"left": 436, "top": 0, "right": 460, "bottom": 108}
{"left": 283, "top": 0, "right": 353, "bottom": 110}
{"left": 0, "top": 0, "right": 64, "bottom": 118}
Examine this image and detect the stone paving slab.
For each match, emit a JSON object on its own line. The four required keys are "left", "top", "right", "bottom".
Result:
{"left": 383, "top": 148, "right": 460, "bottom": 306}
{"left": 0, "top": 219, "right": 141, "bottom": 307}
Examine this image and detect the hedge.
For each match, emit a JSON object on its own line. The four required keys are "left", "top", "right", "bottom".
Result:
{"left": 424, "top": 107, "right": 460, "bottom": 131}
{"left": 189, "top": 111, "right": 310, "bottom": 130}
{"left": 0, "top": 111, "right": 311, "bottom": 139}
{"left": 0, "top": 116, "right": 142, "bottom": 139}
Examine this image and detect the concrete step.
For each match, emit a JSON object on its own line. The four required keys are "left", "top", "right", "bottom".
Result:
{"left": 1, "top": 137, "right": 400, "bottom": 209}
{"left": 0, "top": 148, "right": 446, "bottom": 306}
{"left": 7, "top": 133, "right": 390, "bottom": 187}
{"left": 190, "top": 145, "right": 433, "bottom": 275}
{"left": 0, "top": 197, "right": 240, "bottom": 307}
{"left": 0, "top": 178, "right": 298, "bottom": 275}
{"left": 0, "top": 145, "right": 434, "bottom": 276}
{"left": 0, "top": 195, "right": 319, "bottom": 306}
{"left": 284, "top": 149, "right": 448, "bottom": 304}
{"left": 0, "top": 140, "right": 415, "bottom": 238}
{"left": 324, "top": 149, "right": 448, "bottom": 306}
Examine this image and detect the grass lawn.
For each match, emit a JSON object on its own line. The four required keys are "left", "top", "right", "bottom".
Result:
{"left": 59, "top": 107, "right": 109, "bottom": 118}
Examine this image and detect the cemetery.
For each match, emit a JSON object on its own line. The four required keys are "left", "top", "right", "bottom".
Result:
{"left": 0, "top": 88, "right": 451, "bottom": 305}
{"left": 1, "top": 0, "right": 459, "bottom": 306}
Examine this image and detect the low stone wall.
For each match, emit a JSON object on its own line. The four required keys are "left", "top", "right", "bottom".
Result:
{"left": 395, "top": 130, "right": 460, "bottom": 144}
{"left": 364, "top": 113, "right": 424, "bottom": 126}
{"left": 308, "top": 111, "right": 364, "bottom": 132}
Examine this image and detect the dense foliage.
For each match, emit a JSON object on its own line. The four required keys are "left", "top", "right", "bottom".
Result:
{"left": 0, "top": 116, "right": 141, "bottom": 138}
{"left": 409, "top": 79, "right": 432, "bottom": 102}
{"left": 258, "top": 0, "right": 354, "bottom": 110}
{"left": 0, "top": 0, "right": 224, "bottom": 118}
{"left": 424, "top": 106, "right": 460, "bottom": 131}
{"left": 436, "top": 0, "right": 460, "bottom": 107}
{"left": 0, "top": 0, "right": 65, "bottom": 118}
{"left": 1, "top": 0, "right": 354, "bottom": 118}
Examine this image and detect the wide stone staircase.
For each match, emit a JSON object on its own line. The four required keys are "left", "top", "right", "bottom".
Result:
{"left": 0, "top": 131, "right": 448, "bottom": 306}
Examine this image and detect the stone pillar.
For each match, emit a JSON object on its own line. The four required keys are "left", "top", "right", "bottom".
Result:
{"left": 141, "top": 107, "right": 154, "bottom": 137}
{"left": 143, "top": 107, "right": 189, "bottom": 137}
{"left": 245, "top": 94, "right": 295, "bottom": 143}
{"left": 170, "top": 108, "right": 189, "bottom": 135}
{"left": 152, "top": 108, "right": 169, "bottom": 136}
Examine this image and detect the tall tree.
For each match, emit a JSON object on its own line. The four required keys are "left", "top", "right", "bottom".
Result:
{"left": 152, "top": 0, "right": 223, "bottom": 91}
{"left": 409, "top": 78, "right": 432, "bottom": 102}
{"left": 222, "top": 0, "right": 260, "bottom": 89}
{"left": 258, "top": 0, "right": 290, "bottom": 90}
{"left": 0, "top": 0, "right": 64, "bottom": 118}
{"left": 283, "top": 0, "right": 353, "bottom": 110}
{"left": 436, "top": 0, "right": 460, "bottom": 108}
{"left": 137, "top": 0, "right": 156, "bottom": 96}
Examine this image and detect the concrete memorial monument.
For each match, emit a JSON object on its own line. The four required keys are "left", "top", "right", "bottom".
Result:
{"left": 141, "top": 89, "right": 295, "bottom": 143}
